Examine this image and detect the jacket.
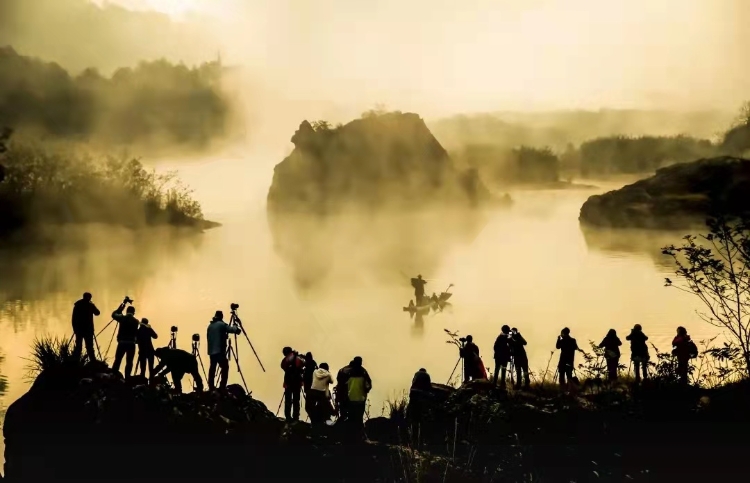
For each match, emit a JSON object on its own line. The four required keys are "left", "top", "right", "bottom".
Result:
{"left": 311, "top": 368, "right": 333, "bottom": 395}
{"left": 207, "top": 319, "right": 241, "bottom": 356}
{"left": 599, "top": 335, "right": 622, "bottom": 359}
{"left": 281, "top": 353, "right": 306, "bottom": 388}
{"left": 72, "top": 299, "right": 100, "bottom": 335}
{"left": 303, "top": 359, "right": 317, "bottom": 388}
{"left": 626, "top": 330, "right": 649, "bottom": 358}
{"left": 493, "top": 334, "right": 511, "bottom": 362}
{"left": 510, "top": 333, "right": 528, "bottom": 361}
{"left": 112, "top": 305, "right": 139, "bottom": 344}
{"left": 136, "top": 324, "right": 158, "bottom": 352}
{"left": 346, "top": 365, "right": 372, "bottom": 402}
{"left": 411, "top": 370, "right": 431, "bottom": 392}
{"left": 672, "top": 334, "right": 693, "bottom": 360}
{"left": 153, "top": 348, "right": 198, "bottom": 375}
{"left": 556, "top": 335, "right": 579, "bottom": 367}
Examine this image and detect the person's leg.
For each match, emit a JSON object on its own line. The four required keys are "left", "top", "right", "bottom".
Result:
{"left": 493, "top": 363, "right": 500, "bottom": 386}
{"left": 678, "top": 359, "right": 688, "bottom": 384}
{"left": 514, "top": 363, "right": 522, "bottom": 389}
{"left": 642, "top": 361, "right": 649, "bottom": 380}
{"left": 173, "top": 371, "right": 184, "bottom": 393}
{"left": 112, "top": 343, "right": 126, "bottom": 373}
{"left": 558, "top": 365, "right": 566, "bottom": 386}
{"left": 191, "top": 368, "right": 204, "bottom": 392}
{"left": 292, "top": 388, "right": 301, "bottom": 421}
{"left": 219, "top": 357, "right": 229, "bottom": 389}
{"left": 500, "top": 364, "right": 507, "bottom": 387}
{"left": 84, "top": 334, "right": 96, "bottom": 361}
{"left": 124, "top": 344, "right": 136, "bottom": 378}
{"left": 147, "top": 353, "right": 155, "bottom": 379}
{"left": 284, "top": 388, "right": 293, "bottom": 420}
{"left": 634, "top": 361, "right": 641, "bottom": 382}
{"left": 606, "top": 358, "right": 616, "bottom": 381}
{"left": 138, "top": 351, "right": 146, "bottom": 376}
{"left": 73, "top": 334, "right": 83, "bottom": 360}
{"left": 523, "top": 364, "right": 530, "bottom": 388}
{"left": 208, "top": 355, "right": 218, "bottom": 390}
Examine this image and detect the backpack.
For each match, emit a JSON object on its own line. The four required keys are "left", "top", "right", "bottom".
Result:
{"left": 687, "top": 340, "right": 699, "bottom": 359}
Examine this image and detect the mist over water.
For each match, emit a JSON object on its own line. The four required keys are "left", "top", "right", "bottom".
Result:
{"left": 0, "top": 156, "right": 719, "bottom": 463}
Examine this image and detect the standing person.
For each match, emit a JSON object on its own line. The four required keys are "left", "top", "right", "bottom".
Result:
{"left": 460, "top": 335, "right": 480, "bottom": 383}
{"left": 672, "top": 326, "right": 697, "bottom": 385}
{"left": 346, "top": 356, "right": 372, "bottom": 430}
{"left": 626, "top": 324, "right": 650, "bottom": 383}
{"left": 408, "top": 368, "right": 432, "bottom": 423}
{"left": 303, "top": 352, "right": 317, "bottom": 394}
{"left": 335, "top": 360, "right": 353, "bottom": 421}
{"left": 493, "top": 325, "right": 512, "bottom": 388}
{"left": 71, "top": 292, "right": 100, "bottom": 361}
{"left": 281, "top": 347, "right": 306, "bottom": 422}
{"left": 411, "top": 274, "right": 427, "bottom": 305}
{"left": 111, "top": 298, "right": 140, "bottom": 378}
{"left": 510, "top": 327, "right": 530, "bottom": 389}
{"left": 556, "top": 328, "right": 580, "bottom": 389}
{"left": 136, "top": 318, "right": 158, "bottom": 379}
{"left": 598, "top": 329, "right": 622, "bottom": 382}
{"left": 207, "top": 311, "right": 241, "bottom": 391}
{"left": 308, "top": 362, "right": 334, "bottom": 424}
{"left": 153, "top": 347, "right": 204, "bottom": 393}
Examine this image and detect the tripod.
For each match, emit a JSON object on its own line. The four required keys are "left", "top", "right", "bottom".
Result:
{"left": 447, "top": 352, "right": 465, "bottom": 385}
{"left": 192, "top": 339, "right": 208, "bottom": 385}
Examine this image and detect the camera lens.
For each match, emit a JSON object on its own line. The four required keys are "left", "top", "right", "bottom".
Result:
{"left": 171, "top": 326, "right": 178, "bottom": 332}
{"left": 192, "top": 334, "right": 200, "bottom": 342}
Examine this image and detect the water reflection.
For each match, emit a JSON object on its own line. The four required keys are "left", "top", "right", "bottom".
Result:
{"left": 580, "top": 224, "right": 690, "bottom": 270}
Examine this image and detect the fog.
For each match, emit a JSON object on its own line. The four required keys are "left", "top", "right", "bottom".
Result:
{"left": 1, "top": 0, "right": 748, "bottom": 453}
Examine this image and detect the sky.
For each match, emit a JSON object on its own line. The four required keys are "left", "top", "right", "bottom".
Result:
{"left": 13, "top": 0, "right": 747, "bottom": 117}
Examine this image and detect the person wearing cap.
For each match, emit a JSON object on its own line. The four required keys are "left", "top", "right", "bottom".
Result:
{"left": 111, "top": 298, "right": 140, "bottom": 377}
{"left": 71, "top": 292, "right": 100, "bottom": 361}
{"left": 207, "top": 310, "right": 241, "bottom": 390}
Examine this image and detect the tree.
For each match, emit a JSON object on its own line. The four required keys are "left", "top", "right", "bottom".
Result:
{"left": 662, "top": 216, "right": 750, "bottom": 377}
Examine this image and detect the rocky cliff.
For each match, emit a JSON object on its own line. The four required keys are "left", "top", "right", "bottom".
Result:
{"left": 579, "top": 156, "right": 750, "bottom": 229}
{"left": 266, "top": 112, "right": 500, "bottom": 288}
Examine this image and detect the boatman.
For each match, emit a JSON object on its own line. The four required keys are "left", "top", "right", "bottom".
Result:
{"left": 411, "top": 274, "right": 427, "bottom": 305}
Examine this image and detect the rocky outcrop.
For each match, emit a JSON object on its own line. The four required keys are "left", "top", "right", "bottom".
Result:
{"left": 266, "top": 112, "right": 501, "bottom": 288}
{"left": 2, "top": 361, "right": 464, "bottom": 482}
{"left": 579, "top": 157, "right": 750, "bottom": 229}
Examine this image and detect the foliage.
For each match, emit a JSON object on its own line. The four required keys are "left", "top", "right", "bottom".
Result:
{"left": 721, "top": 101, "right": 750, "bottom": 156}
{"left": 0, "top": 46, "right": 229, "bottom": 149}
{"left": 452, "top": 144, "right": 559, "bottom": 185}
{"left": 26, "top": 336, "right": 87, "bottom": 376}
{"left": 513, "top": 146, "right": 560, "bottom": 183}
{"left": 663, "top": 216, "right": 750, "bottom": 377}
{"left": 0, "top": 135, "right": 204, "bottom": 235}
{"left": 579, "top": 135, "right": 716, "bottom": 176}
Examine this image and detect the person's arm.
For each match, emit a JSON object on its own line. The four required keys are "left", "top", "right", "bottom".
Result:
{"left": 598, "top": 338, "right": 606, "bottom": 348}
{"left": 151, "top": 327, "right": 158, "bottom": 339}
{"left": 616, "top": 338, "right": 622, "bottom": 347}
{"left": 519, "top": 334, "right": 527, "bottom": 346}
{"left": 425, "top": 373, "right": 432, "bottom": 385}
{"left": 226, "top": 323, "right": 241, "bottom": 335}
{"left": 91, "top": 304, "right": 100, "bottom": 316}
{"left": 556, "top": 337, "right": 562, "bottom": 349}
{"left": 111, "top": 303, "right": 126, "bottom": 321}
{"left": 153, "top": 361, "right": 167, "bottom": 377}
{"left": 625, "top": 333, "right": 632, "bottom": 341}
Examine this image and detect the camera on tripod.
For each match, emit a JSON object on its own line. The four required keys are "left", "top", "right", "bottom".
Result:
{"left": 192, "top": 333, "right": 200, "bottom": 342}
{"left": 230, "top": 303, "right": 239, "bottom": 311}
{"left": 171, "top": 326, "right": 178, "bottom": 333}
{"left": 123, "top": 296, "right": 133, "bottom": 305}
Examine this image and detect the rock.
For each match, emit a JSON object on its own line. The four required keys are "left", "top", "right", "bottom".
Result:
{"left": 579, "top": 157, "right": 750, "bottom": 229}
{"left": 266, "top": 112, "right": 495, "bottom": 288}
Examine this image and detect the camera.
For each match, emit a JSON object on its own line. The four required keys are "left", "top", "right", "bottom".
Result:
{"left": 171, "top": 326, "right": 178, "bottom": 333}
{"left": 458, "top": 337, "right": 467, "bottom": 342}
{"left": 192, "top": 334, "right": 200, "bottom": 342}
{"left": 123, "top": 296, "right": 133, "bottom": 304}
{"left": 230, "top": 303, "right": 239, "bottom": 310}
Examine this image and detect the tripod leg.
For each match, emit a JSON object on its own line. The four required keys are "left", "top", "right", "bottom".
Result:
{"left": 230, "top": 347, "right": 249, "bottom": 394}
{"left": 447, "top": 356, "right": 461, "bottom": 385}
{"left": 93, "top": 334, "right": 103, "bottom": 361}
{"left": 96, "top": 319, "right": 115, "bottom": 338}
{"left": 105, "top": 327, "right": 117, "bottom": 360}
{"left": 276, "top": 392, "right": 285, "bottom": 417}
{"left": 197, "top": 353, "right": 208, "bottom": 381}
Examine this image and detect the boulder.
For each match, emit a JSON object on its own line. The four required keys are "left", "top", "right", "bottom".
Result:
{"left": 579, "top": 157, "right": 750, "bottom": 229}
{"left": 266, "top": 112, "right": 498, "bottom": 288}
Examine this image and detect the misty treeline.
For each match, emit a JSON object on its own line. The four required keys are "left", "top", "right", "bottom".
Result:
{"left": 0, "top": 130, "right": 206, "bottom": 238}
{"left": 437, "top": 104, "right": 750, "bottom": 183}
{"left": 0, "top": 47, "right": 229, "bottom": 150}
{"left": 0, "top": 0, "right": 217, "bottom": 74}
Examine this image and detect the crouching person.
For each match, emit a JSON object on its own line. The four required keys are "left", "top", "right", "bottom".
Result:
{"left": 153, "top": 347, "right": 204, "bottom": 393}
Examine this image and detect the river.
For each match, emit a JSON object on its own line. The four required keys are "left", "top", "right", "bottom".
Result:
{"left": 0, "top": 153, "right": 719, "bottom": 463}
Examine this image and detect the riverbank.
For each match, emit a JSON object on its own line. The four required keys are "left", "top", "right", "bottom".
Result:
{"left": 4, "top": 342, "right": 750, "bottom": 482}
